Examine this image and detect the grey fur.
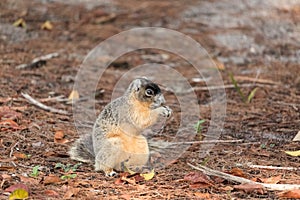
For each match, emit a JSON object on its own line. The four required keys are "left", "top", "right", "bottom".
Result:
{"left": 69, "top": 78, "right": 172, "bottom": 176}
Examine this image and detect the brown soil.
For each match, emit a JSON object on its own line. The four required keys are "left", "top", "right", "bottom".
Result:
{"left": 0, "top": 0, "right": 299, "bottom": 199}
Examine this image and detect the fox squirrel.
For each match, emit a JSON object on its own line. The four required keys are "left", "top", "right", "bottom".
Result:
{"left": 69, "top": 78, "right": 172, "bottom": 176}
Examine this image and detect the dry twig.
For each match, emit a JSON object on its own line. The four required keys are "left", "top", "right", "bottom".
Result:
{"left": 16, "top": 52, "right": 59, "bottom": 69}
{"left": 9, "top": 142, "right": 19, "bottom": 167}
{"left": 168, "top": 139, "right": 243, "bottom": 145}
{"left": 246, "top": 164, "right": 299, "bottom": 171}
{"left": 234, "top": 76, "right": 279, "bottom": 85}
{"left": 21, "top": 93, "right": 69, "bottom": 115}
{"left": 188, "top": 83, "right": 277, "bottom": 92}
{"left": 187, "top": 163, "right": 300, "bottom": 191}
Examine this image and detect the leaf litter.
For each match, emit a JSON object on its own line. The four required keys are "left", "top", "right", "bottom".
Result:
{"left": 0, "top": 0, "right": 300, "bottom": 199}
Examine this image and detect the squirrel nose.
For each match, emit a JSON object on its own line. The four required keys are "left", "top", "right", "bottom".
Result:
{"left": 157, "top": 94, "right": 166, "bottom": 105}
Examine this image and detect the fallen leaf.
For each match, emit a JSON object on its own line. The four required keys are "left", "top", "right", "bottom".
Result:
{"left": 0, "top": 119, "right": 21, "bottom": 130}
{"left": 220, "top": 186, "right": 234, "bottom": 191}
{"left": 56, "top": 138, "right": 70, "bottom": 144}
{"left": 13, "top": 18, "right": 26, "bottom": 28}
{"left": 121, "top": 176, "right": 136, "bottom": 185}
{"left": 9, "top": 189, "right": 29, "bottom": 200}
{"left": 41, "top": 20, "right": 53, "bottom": 30}
{"left": 13, "top": 152, "right": 30, "bottom": 159}
{"left": 285, "top": 150, "right": 300, "bottom": 157}
{"left": 68, "top": 90, "right": 79, "bottom": 102}
{"left": 0, "top": 106, "right": 22, "bottom": 120}
{"left": 43, "top": 174, "right": 62, "bottom": 185}
{"left": 5, "top": 183, "right": 29, "bottom": 193}
{"left": 228, "top": 168, "right": 246, "bottom": 178}
{"left": 45, "top": 189, "right": 59, "bottom": 197}
{"left": 133, "top": 174, "right": 145, "bottom": 183}
{"left": 140, "top": 169, "right": 155, "bottom": 181}
{"left": 278, "top": 189, "right": 300, "bottom": 199}
{"left": 293, "top": 131, "right": 300, "bottom": 141}
{"left": 194, "top": 192, "right": 210, "bottom": 198}
{"left": 251, "top": 177, "right": 259, "bottom": 182}
{"left": 234, "top": 183, "right": 265, "bottom": 194}
{"left": 54, "top": 131, "right": 69, "bottom": 144}
{"left": 63, "top": 187, "right": 80, "bottom": 199}
{"left": 114, "top": 178, "right": 124, "bottom": 185}
{"left": 19, "top": 175, "right": 39, "bottom": 184}
{"left": 54, "top": 131, "right": 64, "bottom": 140}
{"left": 258, "top": 175, "right": 281, "bottom": 184}
{"left": 184, "top": 171, "right": 213, "bottom": 185}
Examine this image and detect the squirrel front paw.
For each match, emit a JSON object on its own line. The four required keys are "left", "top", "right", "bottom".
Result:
{"left": 160, "top": 106, "right": 172, "bottom": 118}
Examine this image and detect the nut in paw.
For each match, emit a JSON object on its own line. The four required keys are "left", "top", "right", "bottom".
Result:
{"left": 161, "top": 106, "right": 172, "bottom": 118}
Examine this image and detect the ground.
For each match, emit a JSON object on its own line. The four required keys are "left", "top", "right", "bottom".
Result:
{"left": 0, "top": 0, "right": 300, "bottom": 199}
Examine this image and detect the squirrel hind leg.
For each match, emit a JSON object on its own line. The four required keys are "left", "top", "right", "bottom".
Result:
{"left": 69, "top": 134, "right": 95, "bottom": 163}
{"left": 94, "top": 141, "right": 122, "bottom": 176}
{"left": 95, "top": 161, "right": 118, "bottom": 177}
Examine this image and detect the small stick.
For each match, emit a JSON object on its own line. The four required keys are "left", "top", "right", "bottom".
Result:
{"left": 39, "top": 95, "right": 66, "bottom": 102}
{"left": 168, "top": 139, "right": 243, "bottom": 145}
{"left": 187, "top": 163, "right": 300, "bottom": 191}
{"left": 9, "top": 142, "right": 19, "bottom": 158}
{"left": 190, "top": 83, "right": 276, "bottom": 91}
{"left": 21, "top": 93, "right": 69, "bottom": 115}
{"left": 173, "top": 83, "right": 277, "bottom": 94}
{"left": 9, "top": 142, "right": 19, "bottom": 167}
{"left": 16, "top": 52, "right": 59, "bottom": 69}
{"left": 233, "top": 76, "right": 279, "bottom": 85}
{"left": 247, "top": 164, "right": 299, "bottom": 171}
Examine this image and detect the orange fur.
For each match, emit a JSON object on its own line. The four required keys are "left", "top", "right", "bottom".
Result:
{"left": 130, "top": 97, "right": 159, "bottom": 129}
{"left": 104, "top": 128, "right": 149, "bottom": 171}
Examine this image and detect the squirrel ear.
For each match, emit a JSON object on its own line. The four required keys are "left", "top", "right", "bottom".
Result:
{"left": 130, "top": 78, "right": 142, "bottom": 92}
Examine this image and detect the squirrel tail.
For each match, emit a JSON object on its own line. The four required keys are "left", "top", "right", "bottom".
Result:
{"left": 69, "top": 134, "right": 95, "bottom": 163}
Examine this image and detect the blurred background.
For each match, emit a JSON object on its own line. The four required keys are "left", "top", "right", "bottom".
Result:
{"left": 0, "top": 0, "right": 299, "bottom": 199}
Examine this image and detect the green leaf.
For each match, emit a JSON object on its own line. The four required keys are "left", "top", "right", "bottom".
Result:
{"left": 30, "top": 165, "right": 40, "bottom": 177}
{"left": 64, "top": 164, "right": 72, "bottom": 172}
{"left": 229, "top": 72, "right": 246, "bottom": 103}
{"left": 54, "top": 163, "right": 64, "bottom": 169}
{"left": 71, "top": 163, "right": 82, "bottom": 172}
{"left": 194, "top": 119, "right": 205, "bottom": 133}
{"left": 9, "top": 189, "right": 29, "bottom": 200}
{"left": 269, "top": 143, "right": 275, "bottom": 148}
{"left": 201, "top": 157, "right": 210, "bottom": 165}
{"left": 61, "top": 174, "right": 77, "bottom": 180}
{"left": 247, "top": 87, "right": 258, "bottom": 103}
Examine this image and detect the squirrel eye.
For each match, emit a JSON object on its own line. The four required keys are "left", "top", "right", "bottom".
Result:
{"left": 145, "top": 88, "right": 154, "bottom": 97}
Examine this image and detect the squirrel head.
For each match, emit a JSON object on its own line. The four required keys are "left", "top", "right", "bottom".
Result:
{"left": 126, "top": 77, "right": 166, "bottom": 109}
